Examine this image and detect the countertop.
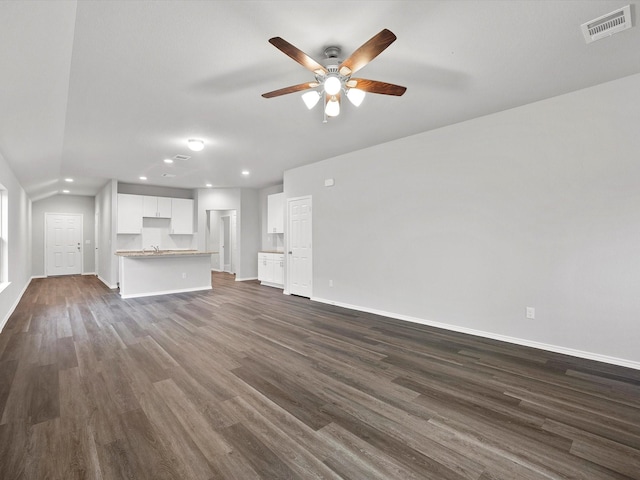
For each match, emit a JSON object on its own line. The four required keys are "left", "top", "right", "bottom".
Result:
{"left": 115, "top": 250, "right": 218, "bottom": 257}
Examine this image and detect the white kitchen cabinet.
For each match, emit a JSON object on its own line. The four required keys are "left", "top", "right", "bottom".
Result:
{"left": 170, "top": 198, "right": 194, "bottom": 234}
{"left": 257, "top": 252, "right": 284, "bottom": 288}
{"left": 117, "top": 194, "right": 144, "bottom": 234}
{"left": 267, "top": 192, "right": 284, "bottom": 234}
{"left": 143, "top": 196, "right": 172, "bottom": 218}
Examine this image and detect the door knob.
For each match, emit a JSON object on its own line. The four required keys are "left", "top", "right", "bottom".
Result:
{"left": 288, "top": 251, "right": 292, "bottom": 254}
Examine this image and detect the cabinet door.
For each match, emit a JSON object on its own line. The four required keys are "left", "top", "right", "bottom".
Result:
{"left": 258, "top": 254, "right": 268, "bottom": 281}
{"left": 170, "top": 198, "right": 194, "bottom": 234}
{"left": 117, "top": 194, "right": 143, "bottom": 234}
{"left": 142, "top": 196, "right": 158, "bottom": 217}
{"left": 267, "top": 193, "right": 284, "bottom": 234}
{"left": 157, "top": 197, "right": 172, "bottom": 218}
{"left": 273, "top": 255, "right": 284, "bottom": 285}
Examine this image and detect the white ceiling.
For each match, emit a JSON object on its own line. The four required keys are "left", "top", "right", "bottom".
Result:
{"left": 2, "top": 1, "right": 640, "bottom": 201}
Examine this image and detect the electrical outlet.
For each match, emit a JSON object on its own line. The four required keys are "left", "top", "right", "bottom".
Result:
{"left": 329, "top": 279, "right": 333, "bottom": 287}
{"left": 182, "top": 272, "right": 187, "bottom": 279}
{"left": 526, "top": 307, "right": 535, "bottom": 319}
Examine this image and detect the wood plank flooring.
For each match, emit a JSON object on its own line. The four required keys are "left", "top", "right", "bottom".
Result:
{"left": 1, "top": 273, "right": 639, "bottom": 479}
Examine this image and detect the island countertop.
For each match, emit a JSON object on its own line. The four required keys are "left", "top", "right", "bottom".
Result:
{"left": 115, "top": 250, "right": 218, "bottom": 258}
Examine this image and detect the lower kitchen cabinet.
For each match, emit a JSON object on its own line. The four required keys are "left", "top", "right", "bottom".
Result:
{"left": 257, "top": 252, "right": 284, "bottom": 288}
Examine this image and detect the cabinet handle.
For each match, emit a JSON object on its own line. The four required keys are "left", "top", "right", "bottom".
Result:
{"left": 280, "top": 261, "right": 283, "bottom": 267}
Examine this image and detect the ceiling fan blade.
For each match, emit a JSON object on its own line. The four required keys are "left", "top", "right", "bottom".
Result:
{"left": 268, "top": 37, "right": 327, "bottom": 75}
{"left": 339, "top": 29, "right": 397, "bottom": 76}
{"left": 262, "top": 82, "right": 318, "bottom": 98}
{"left": 349, "top": 78, "right": 406, "bottom": 96}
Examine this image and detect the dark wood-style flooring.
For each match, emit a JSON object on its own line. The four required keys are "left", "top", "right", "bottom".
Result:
{"left": 1, "top": 273, "right": 639, "bottom": 479}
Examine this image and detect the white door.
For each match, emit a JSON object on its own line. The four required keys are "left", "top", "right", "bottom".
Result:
{"left": 46, "top": 213, "right": 82, "bottom": 276}
{"left": 287, "top": 196, "right": 312, "bottom": 297}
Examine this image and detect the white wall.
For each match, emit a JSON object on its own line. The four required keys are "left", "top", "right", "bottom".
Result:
{"left": 0, "top": 152, "right": 32, "bottom": 331}
{"left": 31, "top": 194, "right": 95, "bottom": 276}
{"left": 240, "top": 188, "right": 259, "bottom": 280}
{"left": 95, "top": 179, "right": 118, "bottom": 288}
{"left": 284, "top": 73, "right": 640, "bottom": 368}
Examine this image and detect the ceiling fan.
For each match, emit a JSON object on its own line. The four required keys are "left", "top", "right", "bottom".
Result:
{"left": 262, "top": 29, "right": 406, "bottom": 121}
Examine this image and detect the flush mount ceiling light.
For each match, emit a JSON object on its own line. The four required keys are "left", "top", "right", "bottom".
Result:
{"left": 187, "top": 139, "right": 204, "bottom": 151}
{"left": 163, "top": 158, "right": 174, "bottom": 164}
{"left": 139, "top": 176, "right": 147, "bottom": 181}
{"left": 64, "top": 178, "right": 74, "bottom": 183}
{"left": 262, "top": 29, "right": 406, "bottom": 121}
{"left": 206, "top": 183, "right": 212, "bottom": 187}
{"left": 241, "top": 170, "right": 250, "bottom": 176}
{"left": 62, "top": 189, "right": 70, "bottom": 194}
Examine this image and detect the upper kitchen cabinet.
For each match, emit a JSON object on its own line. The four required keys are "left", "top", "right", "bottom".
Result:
{"left": 117, "top": 194, "right": 144, "bottom": 234}
{"left": 143, "top": 196, "right": 172, "bottom": 218}
{"left": 267, "top": 192, "right": 284, "bottom": 234}
{"left": 171, "top": 198, "right": 195, "bottom": 234}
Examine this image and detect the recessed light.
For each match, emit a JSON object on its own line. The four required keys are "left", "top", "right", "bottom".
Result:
{"left": 241, "top": 170, "right": 250, "bottom": 176}
{"left": 64, "top": 178, "right": 74, "bottom": 182}
{"left": 206, "top": 183, "right": 212, "bottom": 187}
{"left": 163, "top": 158, "right": 174, "bottom": 164}
{"left": 187, "top": 139, "right": 204, "bottom": 152}
{"left": 62, "top": 189, "right": 70, "bottom": 193}
{"left": 139, "top": 176, "right": 147, "bottom": 180}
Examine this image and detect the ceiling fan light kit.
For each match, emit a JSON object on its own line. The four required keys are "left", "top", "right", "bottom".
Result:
{"left": 262, "top": 29, "right": 406, "bottom": 121}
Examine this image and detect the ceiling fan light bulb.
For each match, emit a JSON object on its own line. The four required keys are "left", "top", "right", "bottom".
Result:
{"left": 325, "top": 97, "right": 340, "bottom": 117}
{"left": 324, "top": 76, "right": 342, "bottom": 95}
{"left": 187, "top": 139, "right": 204, "bottom": 151}
{"left": 301, "top": 91, "right": 321, "bottom": 109}
{"left": 346, "top": 88, "right": 366, "bottom": 107}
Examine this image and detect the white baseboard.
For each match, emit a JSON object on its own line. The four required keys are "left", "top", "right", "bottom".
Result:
{"left": 120, "top": 286, "right": 212, "bottom": 299}
{"left": 0, "top": 278, "right": 33, "bottom": 333}
{"left": 82, "top": 272, "right": 96, "bottom": 276}
{"left": 311, "top": 296, "right": 640, "bottom": 371}
{"left": 260, "top": 281, "right": 284, "bottom": 289}
{"left": 235, "top": 276, "right": 258, "bottom": 282}
{"left": 31, "top": 275, "right": 46, "bottom": 279}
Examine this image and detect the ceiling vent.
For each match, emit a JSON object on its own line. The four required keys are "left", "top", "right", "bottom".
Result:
{"left": 161, "top": 173, "right": 176, "bottom": 178}
{"left": 581, "top": 5, "right": 632, "bottom": 43}
{"left": 173, "top": 154, "right": 191, "bottom": 161}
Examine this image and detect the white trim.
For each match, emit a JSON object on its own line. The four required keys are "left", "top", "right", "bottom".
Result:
{"left": 82, "top": 272, "right": 96, "bottom": 276}
{"left": 260, "top": 281, "right": 284, "bottom": 289}
{"left": 311, "top": 296, "right": 640, "bottom": 371}
{"left": 120, "top": 285, "right": 211, "bottom": 299}
{"left": 0, "top": 278, "right": 32, "bottom": 333}
{"left": 0, "top": 281, "right": 10, "bottom": 295}
{"left": 235, "top": 276, "right": 258, "bottom": 282}
{"left": 30, "top": 275, "right": 46, "bottom": 279}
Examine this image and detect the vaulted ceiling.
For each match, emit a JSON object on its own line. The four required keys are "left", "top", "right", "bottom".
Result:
{"left": 2, "top": 1, "right": 640, "bottom": 200}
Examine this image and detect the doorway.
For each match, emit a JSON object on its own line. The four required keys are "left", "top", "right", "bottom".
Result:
{"left": 45, "top": 213, "right": 83, "bottom": 276}
{"left": 206, "top": 209, "right": 237, "bottom": 274}
{"left": 287, "top": 196, "right": 312, "bottom": 297}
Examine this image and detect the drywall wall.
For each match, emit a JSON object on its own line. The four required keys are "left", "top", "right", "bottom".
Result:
{"left": 0, "top": 152, "right": 32, "bottom": 331}
{"left": 117, "top": 183, "right": 193, "bottom": 199}
{"left": 95, "top": 179, "right": 118, "bottom": 288}
{"left": 284, "top": 72, "right": 640, "bottom": 367}
{"left": 31, "top": 194, "right": 95, "bottom": 276}
{"left": 240, "top": 188, "right": 259, "bottom": 281}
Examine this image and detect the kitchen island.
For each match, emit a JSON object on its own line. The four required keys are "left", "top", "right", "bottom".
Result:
{"left": 116, "top": 250, "right": 217, "bottom": 299}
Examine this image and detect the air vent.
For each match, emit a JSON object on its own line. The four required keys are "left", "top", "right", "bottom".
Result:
{"left": 173, "top": 154, "right": 191, "bottom": 161}
{"left": 581, "top": 5, "right": 632, "bottom": 43}
{"left": 161, "top": 173, "right": 176, "bottom": 178}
